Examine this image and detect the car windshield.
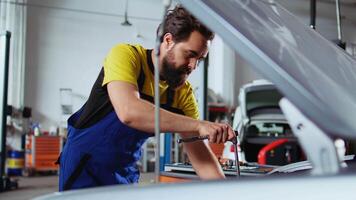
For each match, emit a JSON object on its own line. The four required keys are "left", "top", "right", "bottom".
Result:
{"left": 246, "top": 89, "right": 283, "bottom": 112}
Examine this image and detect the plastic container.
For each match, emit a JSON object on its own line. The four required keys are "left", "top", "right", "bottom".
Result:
{"left": 7, "top": 150, "right": 25, "bottom": 176}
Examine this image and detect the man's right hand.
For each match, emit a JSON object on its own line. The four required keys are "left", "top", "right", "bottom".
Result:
{"left": 197, "top": 121, "right": 235, "bottom": 144}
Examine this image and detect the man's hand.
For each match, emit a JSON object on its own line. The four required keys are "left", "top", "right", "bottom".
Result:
{"left": 197, "top": 121, "right": 235, "bottom": 144}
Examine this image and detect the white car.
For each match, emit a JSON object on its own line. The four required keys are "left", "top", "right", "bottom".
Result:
{"left": 227, "top": 80, "right": 303, "bottom": 166}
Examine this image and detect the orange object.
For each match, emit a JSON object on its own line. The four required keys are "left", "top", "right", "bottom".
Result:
{"left": 159, "top": 175, "right": 192, "bottom": 183}
{"left": 209, "top": 143, "right": 225, "bottom": 158}
{"left": 25, "top": 135, "right": 63, "bottom": 174}
{"left": 257, "top": 139, "right": 289, "bottom": 165}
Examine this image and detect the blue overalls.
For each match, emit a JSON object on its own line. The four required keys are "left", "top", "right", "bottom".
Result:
{"left": 58, "top": 108, "right": 150, "bottom": 191}
{"left": 58, "top": 49, "right": 177, "bottom": 191}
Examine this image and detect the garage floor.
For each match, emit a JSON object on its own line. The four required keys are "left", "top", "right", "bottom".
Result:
{"left": 0, "top": 173, "right": 155, "bottom": 200}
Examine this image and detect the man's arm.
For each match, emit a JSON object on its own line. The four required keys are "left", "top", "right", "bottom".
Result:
{"left": 108, "top": 80, "right": 234, "bottom": 179}
{"left": 182, "top": 140, "right": 225, "bottom": 179}
{"left": 107, "top": 80, "right": 234, "bottom": 141}
{"left": 108, "top": 81, "right": 199, "bottom": 135}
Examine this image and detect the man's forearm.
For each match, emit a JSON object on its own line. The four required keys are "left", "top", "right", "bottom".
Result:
{"left": 183, "top": 140, "right": 225, "bottom": 180}
{"left": 107, "top": 81, "right": 234, "bottom": 144}
{"left": 117, "top": 97, "right": 201, "bottom": 135}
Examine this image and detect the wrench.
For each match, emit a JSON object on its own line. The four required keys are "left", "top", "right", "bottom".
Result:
{"left": 177, "top": 135, "right": 209, "bottom": 143}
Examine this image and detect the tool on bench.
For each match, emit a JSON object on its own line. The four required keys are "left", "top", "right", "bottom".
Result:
{"left": 177, "top": 131, "right": 240, "bottom": 177}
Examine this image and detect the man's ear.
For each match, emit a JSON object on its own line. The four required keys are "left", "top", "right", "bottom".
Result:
{"left": 163, "top": 33, "right": 175, "bottom": 50}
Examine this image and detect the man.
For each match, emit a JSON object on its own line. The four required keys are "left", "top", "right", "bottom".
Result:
{"left": 58, "top": 5, "right": 235, "bottom": 191}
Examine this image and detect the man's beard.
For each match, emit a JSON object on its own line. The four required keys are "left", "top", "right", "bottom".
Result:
{"left": 160, "top": 52, "right": 190, "bottom": 89}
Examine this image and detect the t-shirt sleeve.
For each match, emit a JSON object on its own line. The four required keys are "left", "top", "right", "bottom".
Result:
{"left": 180, "top": 86, "right": 200, "bottom": 120}
{"left": 102, "top": 44, "right": 141, "bottom": 87}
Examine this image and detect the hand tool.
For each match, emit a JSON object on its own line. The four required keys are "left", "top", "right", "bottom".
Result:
{"left": 177, "top": 135, "right": 209, "bottom": 143}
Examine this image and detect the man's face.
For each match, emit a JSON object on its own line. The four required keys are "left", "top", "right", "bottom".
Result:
{"left": 160, "top": 31, "right": 209, "bottom": 89}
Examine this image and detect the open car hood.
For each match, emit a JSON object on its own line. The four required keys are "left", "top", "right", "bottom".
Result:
{"left": 177, "top": 0, "right": 356, "bottom": 139}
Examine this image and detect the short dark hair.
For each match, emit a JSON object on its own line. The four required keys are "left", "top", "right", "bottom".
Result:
{"left": 158, "top": 5, "right": 214, "bottom": 43}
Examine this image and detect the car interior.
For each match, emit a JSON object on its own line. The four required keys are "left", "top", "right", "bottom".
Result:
{"left": 242, "top": 120, "right": 304, "bottom": 165}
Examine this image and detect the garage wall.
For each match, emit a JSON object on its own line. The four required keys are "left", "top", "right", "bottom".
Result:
{"left": 24, "top": 0, "right": 207, "bottom": 130}
{"left": 25, "top": 0, "right": 165, "bottom": 129}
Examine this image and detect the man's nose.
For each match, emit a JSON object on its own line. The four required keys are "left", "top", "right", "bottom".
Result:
{"left": 188, "top": 58, "right": 198, "bottom": 70}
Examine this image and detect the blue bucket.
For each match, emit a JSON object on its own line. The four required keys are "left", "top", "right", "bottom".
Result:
{"left": 7, "top": 150, "right": 25, "bottom": 176}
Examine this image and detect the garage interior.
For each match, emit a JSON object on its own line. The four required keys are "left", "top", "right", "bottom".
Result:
{"left": 0, "top": 0, "right": 356, "bottom": 199}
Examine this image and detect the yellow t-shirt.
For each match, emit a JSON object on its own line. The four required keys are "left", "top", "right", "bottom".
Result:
{"left": 102, "top": 44, "right": 199, "bottom": 120}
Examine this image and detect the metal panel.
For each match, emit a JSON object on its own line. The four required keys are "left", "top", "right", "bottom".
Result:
{"left": 177, "top": 0, "right": 356, "bottom": 138}
{"left": 33, "top": 174, "right": 356, "bottom": 200}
